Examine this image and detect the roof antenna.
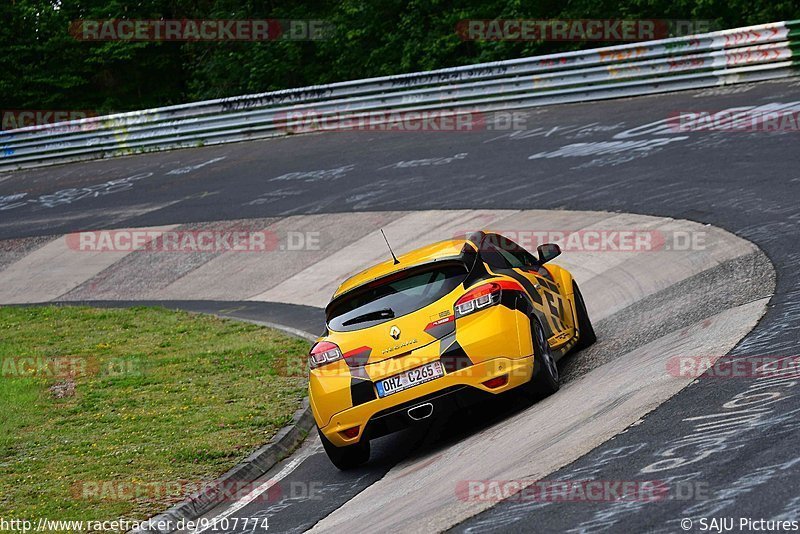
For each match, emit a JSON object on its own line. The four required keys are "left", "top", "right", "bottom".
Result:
{"left": 380, "top": 229, "right": 400, "bottom": 265}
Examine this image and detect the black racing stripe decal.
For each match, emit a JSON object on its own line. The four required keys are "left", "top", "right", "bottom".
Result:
{"left": 344, "top": 347, "right": 376, "bottom": 406}
{"left": 545, "top": 292, "right": 559, "bottom": 317}
{"left": 350, "top": 378, "right": 376, "bottom": 406}
{"left": 345, "top": 347, "right": 371, "bottom": 368}
{"left": 496, "top": 268, "right": 543, "bottom": 306}
{"left": 516, "top": 292, "right": 532, "bottom": 314}
{"left": 463, "top": 257, "right": 495, "bottom": 289}
{"left": 543, "top": 280, "right": 560, "bottom": 293}
{"left": 439, "top": 335, "right": 473, "bottom": 373}
{"left": 500, "top": 289, "right": 534, "bottom": 313}
{"left": 439, "top": 332, "right": 456, "bottom": 354}
{"left": 499, "top": 291, "right": 518, "bottom": 310}
{"left": 483, "top": 265, "right": 549, "bottom": 340}
{"left": 544, "top": 292, "right": 565, "bottom": 331}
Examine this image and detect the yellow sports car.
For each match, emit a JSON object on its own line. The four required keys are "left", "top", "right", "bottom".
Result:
{"left": 308, "top": 231, "right": 595, "bottom": 469}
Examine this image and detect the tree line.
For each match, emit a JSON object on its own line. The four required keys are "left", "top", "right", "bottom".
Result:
{"left": 2, "top": 0, "right": 798, "bottom": 115}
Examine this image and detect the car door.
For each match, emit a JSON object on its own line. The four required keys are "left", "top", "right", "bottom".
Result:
{"left": 487, "top": 235, "right": 572, "bottom": 341}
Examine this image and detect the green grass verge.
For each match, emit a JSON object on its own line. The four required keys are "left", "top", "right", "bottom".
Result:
{"left": 0, "top": 305, "right": 310, "bottom": 523}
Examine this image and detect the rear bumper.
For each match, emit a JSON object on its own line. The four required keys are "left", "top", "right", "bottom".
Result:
{"left": 364, "top": 385, "right": 487, "bottom": 440}
{"left": 316, "top": 355, "right": 533, "bottom": 447}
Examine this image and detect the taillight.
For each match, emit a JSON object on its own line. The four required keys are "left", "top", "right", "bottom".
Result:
{"left": 455, "top": 282, "right": 503, "bottom": 318}
{"left": 309, "top": 341, "right": 343, "bottom": 369}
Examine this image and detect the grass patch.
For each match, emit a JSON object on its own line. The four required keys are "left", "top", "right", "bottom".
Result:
{"left": 0, "top": 305, "right": 310, "bottom": 524}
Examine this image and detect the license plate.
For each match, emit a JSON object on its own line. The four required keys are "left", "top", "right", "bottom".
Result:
{"left": 376, "top": 361, "right": 444, "bottom": 398}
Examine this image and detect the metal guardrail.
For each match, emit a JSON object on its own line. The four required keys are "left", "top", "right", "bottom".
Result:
{"left": 2, "top": 20, "right": 799, "bottom": 172}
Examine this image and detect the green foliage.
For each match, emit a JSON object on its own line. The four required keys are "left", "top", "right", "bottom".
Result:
{"left": 2, "top": 0, "right": 798, "bottom": 113}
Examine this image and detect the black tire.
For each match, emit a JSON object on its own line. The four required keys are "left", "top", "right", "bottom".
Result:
{"left": 572, "top": 281, "right": 597, "bottom": 351}
{"left": 524, "top": 317, "right": 559, "bottom": 399}
{"left": 318, "top": 427, "right": 370, "bottom": 470}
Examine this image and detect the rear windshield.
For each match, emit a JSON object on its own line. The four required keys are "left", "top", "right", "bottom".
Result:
{"left": 327, "top": 261, "right": 469, "bottom": 332}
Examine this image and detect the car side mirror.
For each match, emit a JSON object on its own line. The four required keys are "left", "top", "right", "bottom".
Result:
{"left": 537, "top": 243, "right": 561, "bottom": 264}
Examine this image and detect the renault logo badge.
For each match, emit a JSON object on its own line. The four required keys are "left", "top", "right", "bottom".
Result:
{"left": 389, "top": 325, "right": 401, "bottom": 340}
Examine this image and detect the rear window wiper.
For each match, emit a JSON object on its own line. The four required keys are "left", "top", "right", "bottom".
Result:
{"left": 342, "top": 308, "right": 395, "bottom": 326}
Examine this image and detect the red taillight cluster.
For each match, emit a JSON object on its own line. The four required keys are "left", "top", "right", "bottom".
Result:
{"left": 454, "top": 282, "right": 503, "bottom": 318}
{"left": 309, "top": 341, "right": 343, "bottom": 369}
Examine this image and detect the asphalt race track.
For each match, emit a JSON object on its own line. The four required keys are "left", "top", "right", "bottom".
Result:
{"left": 1, "top": 78, "right": 800, "bottom": 532}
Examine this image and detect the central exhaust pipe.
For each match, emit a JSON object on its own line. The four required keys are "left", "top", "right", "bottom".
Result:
{"left": 407, "top": 402, "right": 434, "bottom": 421}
